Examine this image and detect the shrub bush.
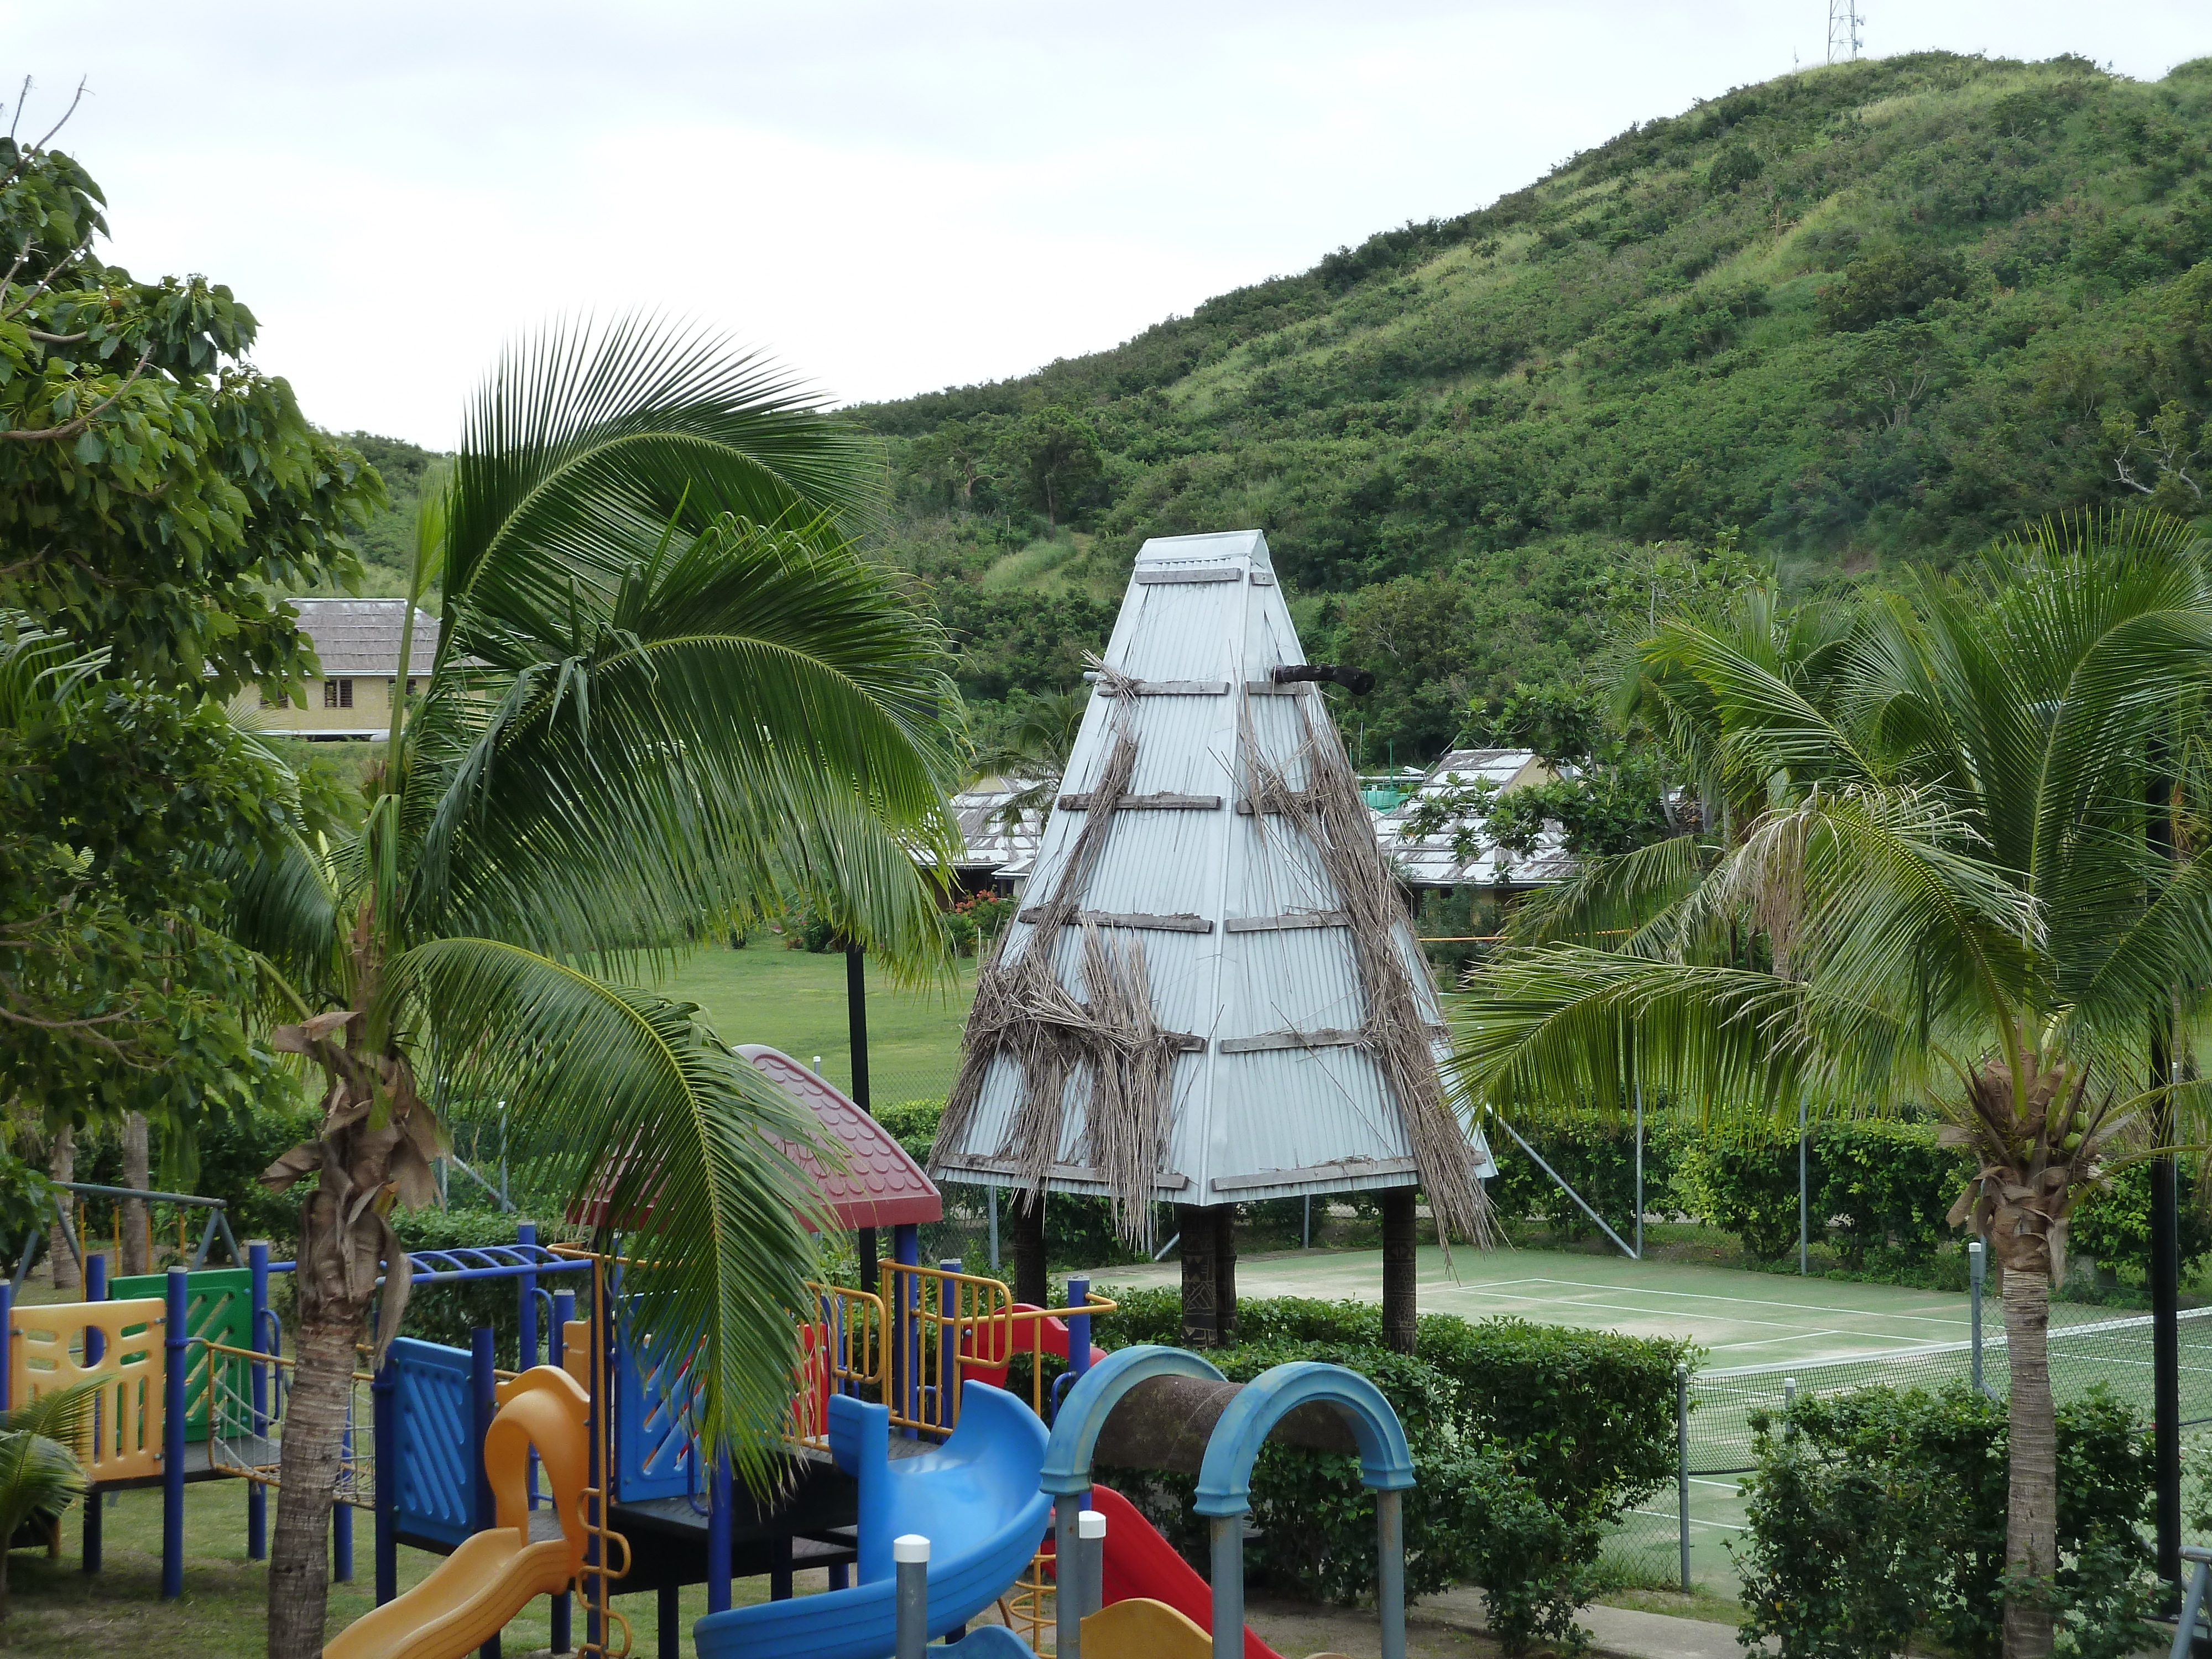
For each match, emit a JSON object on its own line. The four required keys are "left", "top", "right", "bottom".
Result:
{"left": 1092, "top": 1292, "right": 1686, "bottom": 1648}
{"left": 1736, "top": 1383, "right": 2156, "bottom": 1659}
{"left": 1815, "top": 1118, "right": 1971, "bottom": 1266}
{"left": 1675, "top": 1129, "right": 1804, "bottom": 1259}
{"left": 2068, "top": 1157, "right": 2212, "bottom": 1284}
{"left": 1485, "top": 1111, "right": 1679, "bottom": 1243}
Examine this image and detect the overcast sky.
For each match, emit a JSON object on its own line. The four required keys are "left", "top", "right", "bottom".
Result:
{"left": 6, "top": 3, "right": 2209, "bottom": 448}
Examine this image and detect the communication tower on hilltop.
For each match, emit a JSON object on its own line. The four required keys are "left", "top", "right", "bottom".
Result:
{"left": 1827, "top": 0, "right": 1864, "bottom": 62}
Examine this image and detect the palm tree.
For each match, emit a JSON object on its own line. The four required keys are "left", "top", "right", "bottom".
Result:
{"left": 971, "top": 685, "right": 1087, "bottom": 830}
{"left": 0, "top": 1380, "right": 99, "bottom": 1626}
{"left": 1452, "top": 511, "right": 2211, "bottom": 1659}
{"left": 233, "top": 319, "right": 965, "bottom": 1659}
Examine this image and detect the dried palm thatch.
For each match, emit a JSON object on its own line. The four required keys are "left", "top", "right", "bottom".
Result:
{"left": 1238, "top": 693, "right": 1493, "bottom": 1249}
{"left": 933, "top": 668, "right": 1180, "bottom": 1247}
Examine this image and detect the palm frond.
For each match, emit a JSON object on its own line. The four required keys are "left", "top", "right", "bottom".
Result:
{"left": 0, "top": 1379, "right": 100, "bottom": 1534}
{"left": 440, "top": 317, "right": 879, "bottom": 656}
{"left": 387, "top": 936, "right": 833, "bottom": 1493}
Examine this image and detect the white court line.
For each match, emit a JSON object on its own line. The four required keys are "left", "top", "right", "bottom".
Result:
{"left": 1491, "top": 1275, "right": 1975, "bottom": 1330}
{"left": 1630, "top": 1508, "right": 1746, "bottom": 1531}
{"left": 1432, "top": 1284, "right": 1813, "bottom": 1333}
{"left": 1688, "top": 1478, "right": 1743, "bottom": 1490}
{"left": 1709, "top": 1330, "right": 1845, "bottom": 1353}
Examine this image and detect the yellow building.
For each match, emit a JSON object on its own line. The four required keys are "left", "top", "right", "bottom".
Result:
{"left": 242, "top": 597, "right": 440, "bottom": 740}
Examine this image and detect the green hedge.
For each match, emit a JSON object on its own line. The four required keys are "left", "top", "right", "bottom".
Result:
{"left": 1096, "top": 1291, "right": 1687, "bottom": 1650}
{"left": 1737, "top": 1383, "right": 2156, "bottom": 1659}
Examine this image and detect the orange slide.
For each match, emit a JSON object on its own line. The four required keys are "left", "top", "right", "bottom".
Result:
{"left": 324, "top": 1366, "right": 591, "bottom": 1659}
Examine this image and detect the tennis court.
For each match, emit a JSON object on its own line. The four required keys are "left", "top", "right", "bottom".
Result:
{"left": 1094, "top": 1244, "right": 2212, "bottom": 1591}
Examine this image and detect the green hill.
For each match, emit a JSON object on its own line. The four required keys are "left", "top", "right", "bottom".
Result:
{"left": 853, "top": 51, "right": 2212, "bottom": 764}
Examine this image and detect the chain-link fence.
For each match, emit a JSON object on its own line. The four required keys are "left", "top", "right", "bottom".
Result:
{"left": 1600, "top": 1298, "right": 2212, "bottom": 1592}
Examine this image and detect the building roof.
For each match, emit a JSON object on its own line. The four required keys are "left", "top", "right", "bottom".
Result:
{"left": 933, "top": 776, "right": 1047, "bottom": 878}
{"left": 738, "top": 1046, "right": 942, "bottom": 1229}
{"left": 1371, "top": 748, "right": 1575, "bottom": 889}
{"left": 286, "top": 597, "right": 441, "bottom": 675}
{"left": 933, "top": 529, "right": 1494, "bottom": 1208}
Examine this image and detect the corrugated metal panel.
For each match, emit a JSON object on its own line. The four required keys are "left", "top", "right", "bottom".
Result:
{"left": 286, "top": 598, "right": 442, "bottom": 674}
{"left": 940, "top": 528, "right": 1491, "bottom": 1202}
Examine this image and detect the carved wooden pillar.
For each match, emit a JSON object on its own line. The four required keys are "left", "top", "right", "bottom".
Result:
{"left": 1177, "top": 1202, "right": 1217, "bottom": 1348}
{"left": 1382, "top": 1186, "right": 1418, "bottom": 1355}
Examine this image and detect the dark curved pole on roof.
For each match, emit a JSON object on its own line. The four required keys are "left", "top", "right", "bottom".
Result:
{"left": 1193, "top": 1360, "right": 1415, "bottom": 1659}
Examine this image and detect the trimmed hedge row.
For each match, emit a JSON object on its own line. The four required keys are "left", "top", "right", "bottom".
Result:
{"left": 1098, "top": 1290, "right": 1688, "bottom": 1651}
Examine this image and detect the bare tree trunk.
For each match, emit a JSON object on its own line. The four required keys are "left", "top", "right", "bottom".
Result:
{"left": 120, "top": 1112, "right": 149, "bottom": 1275}
{"left": 2002, "top": 1262, "right": 2057, "bottom": 1659}
{"left": 267, "top": 1313, "right": 361, "bottom": 1659}
{"left": 46, "top": 1123, "right": 77, "bottom": 1291}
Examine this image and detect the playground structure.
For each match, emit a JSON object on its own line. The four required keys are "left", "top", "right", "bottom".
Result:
{"left": 3, "top": 1045, "right": 1415, "bottom": 1659}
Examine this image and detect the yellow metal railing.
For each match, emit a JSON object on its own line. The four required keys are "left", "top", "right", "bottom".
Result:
{"left": 877, "top": 1261, "right": 1116, "bottom": 1437}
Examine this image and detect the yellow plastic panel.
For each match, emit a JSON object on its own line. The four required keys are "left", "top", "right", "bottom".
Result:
{"left": 10, "top": 1297, "right": 166, "bottom": 1483}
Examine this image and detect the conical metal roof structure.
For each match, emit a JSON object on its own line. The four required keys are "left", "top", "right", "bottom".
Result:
{"left": 931, "top": 529, "right": 1493, "bottom": 1248}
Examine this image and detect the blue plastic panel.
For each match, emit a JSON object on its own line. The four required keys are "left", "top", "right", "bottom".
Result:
{"left": 613, "top": 1308, "right": 702, "bottom": 1502}
{"left": 389, "top": 1337, "right": 473, "bottom": 1545}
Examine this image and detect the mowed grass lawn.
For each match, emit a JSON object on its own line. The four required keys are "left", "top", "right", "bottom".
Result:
{"left": 665, "top": 940, "right": 977, "bottom": 1105}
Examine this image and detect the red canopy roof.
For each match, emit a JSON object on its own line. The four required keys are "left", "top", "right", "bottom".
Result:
{"left": 738, "top": 1046, "right": 942, "bottom": 1230}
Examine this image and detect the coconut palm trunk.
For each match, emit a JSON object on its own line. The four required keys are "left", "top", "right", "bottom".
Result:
{"left": 2001, "top": 1261, "right": 2057, "bottom": 1658}
{"left": 233, "top": 319, "right": 964, "bottom": 1659}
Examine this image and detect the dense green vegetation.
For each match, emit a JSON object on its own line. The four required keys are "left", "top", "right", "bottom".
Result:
{"left": 851, "top": 52, "right": 2212, "bottom": 762}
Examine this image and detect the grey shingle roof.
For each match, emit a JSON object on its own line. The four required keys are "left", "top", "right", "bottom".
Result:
{"left": 286, "top": 598, "right": 440, "bottom": 675}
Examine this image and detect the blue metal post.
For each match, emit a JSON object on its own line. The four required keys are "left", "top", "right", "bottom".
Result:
{"left": 0, "top": 1282, "right": 11, "bottom": 1414}
{"left": 471, "top": 1325, "right": 500, "bottom": 1659}
{"left": 549, "top": 1289, "right": 575, "bottom": 1658}
{"left": 248, "top": 1241, "right": 269, "bottom": 1561}
{"left": 84, "top": 1254, "right": 106, "bottom": 1573}
{"left": 1067, "top": 1276, "right": 1092, "bottom": 1385}
{"left": 893, "top": 1224, "right": 919, "bottom": 1437}
{"left": 162, "top": 1267, "right": 187, "bottom": 1598}
{"left": 517, "top": 1221, "right": 539, "bottom": 1368}
{"left": 373, "top": 1357, "right": 398, "bottom": 1604}
{"left": 936, "top": 1258, "right": 962, "bottom": 1431}
{"left": 708, "top": 1449, "right": 733, "bottom": 1613}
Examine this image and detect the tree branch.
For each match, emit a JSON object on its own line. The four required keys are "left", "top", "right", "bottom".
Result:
{"left": 0, "top": 76, "right": 88, "bottom": 191}
{"left": 0, "top": 341, "right": 152, "bottom": 442}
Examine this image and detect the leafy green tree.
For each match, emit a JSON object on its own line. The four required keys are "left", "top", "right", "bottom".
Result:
{"left": 231, "top": 319, "right": 964, "bottom": 1658}
{"left": 0, "top": 106, "right": 374, "bottom": 1277}
{"left": 0, "top": 108, "right": 379, "bottom": 695}
{"left": 1453, "top": 511, "right": 2211, "bottom": 1659}
{"left": 1003, "top": 405, "right": 1104, "bottom": 529}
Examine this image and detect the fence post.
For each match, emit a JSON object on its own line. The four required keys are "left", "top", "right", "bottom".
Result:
{"left": 1798, "top": 1099, "right": 1809, "bottom": 1276}
{"left": 373, "top": 1355, "right": 397, "bottom": 1604}
{"left": 248, "top": 1241, "right": 269, "bottom": 1561}
{"left": 1970, "top": 1239, "right": 1987, "bottom": 1396}
{"left": 85, "top": 1253, "right": 106, "bottom": 1573}
{"left": 1676, "top": 1362, "right": 1690, "bottom": 1593}
{"left": 162, "top": 1266, "right": 186, "bottom": 1598}
{"left": 1635, "top": 1085, "right": 1646, "bottom": 1260}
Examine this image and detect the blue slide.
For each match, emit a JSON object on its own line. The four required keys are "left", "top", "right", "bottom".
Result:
{"left": 692, "top": 1381, "right": 1052, "bottom": 1659}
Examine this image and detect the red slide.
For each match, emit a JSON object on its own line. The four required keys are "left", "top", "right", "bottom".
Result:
{"left": 1086, "top": 1484, "right": 1284, "bottom": 1659}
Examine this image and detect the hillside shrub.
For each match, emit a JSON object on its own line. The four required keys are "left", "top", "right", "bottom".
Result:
{"left": 1736, "top": 1384, "right": 2156, "bottom": 1659}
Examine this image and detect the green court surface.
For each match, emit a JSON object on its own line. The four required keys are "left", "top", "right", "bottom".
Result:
{"left": 1094, "top": 1242, "right": 1980, "bottom": 1370}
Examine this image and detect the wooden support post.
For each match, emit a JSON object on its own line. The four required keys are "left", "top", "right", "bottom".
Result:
{"left": 1177, "top": 1203, "right": 1217, "bottom": 1348}
{"left": 1382, "top": 1186, "right": 1417, "bottom": 1355}
{"left": 1213, "top": 1206, "right": 1238, "bottom": 1342}
{"left": 1013, "top": 1191, "right": 1048, "bottom": 1308}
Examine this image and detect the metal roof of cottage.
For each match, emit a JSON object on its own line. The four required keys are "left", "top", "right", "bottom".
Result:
{"left": 1372, "top": 748, "right": 1576, "bottom": 889}
{"left": 930, "top": 530, "right": 1493, "bottom": 1244}
{"left": 286, "top": 597, "right": 442, "bottom": 676}
{"left": 928, "top": 775, "right": 1047, "bottom": 879}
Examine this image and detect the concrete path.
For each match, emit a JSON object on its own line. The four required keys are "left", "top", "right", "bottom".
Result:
{"left": 1245, "top": 1585, "right": 1766, "bottom": 1659}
